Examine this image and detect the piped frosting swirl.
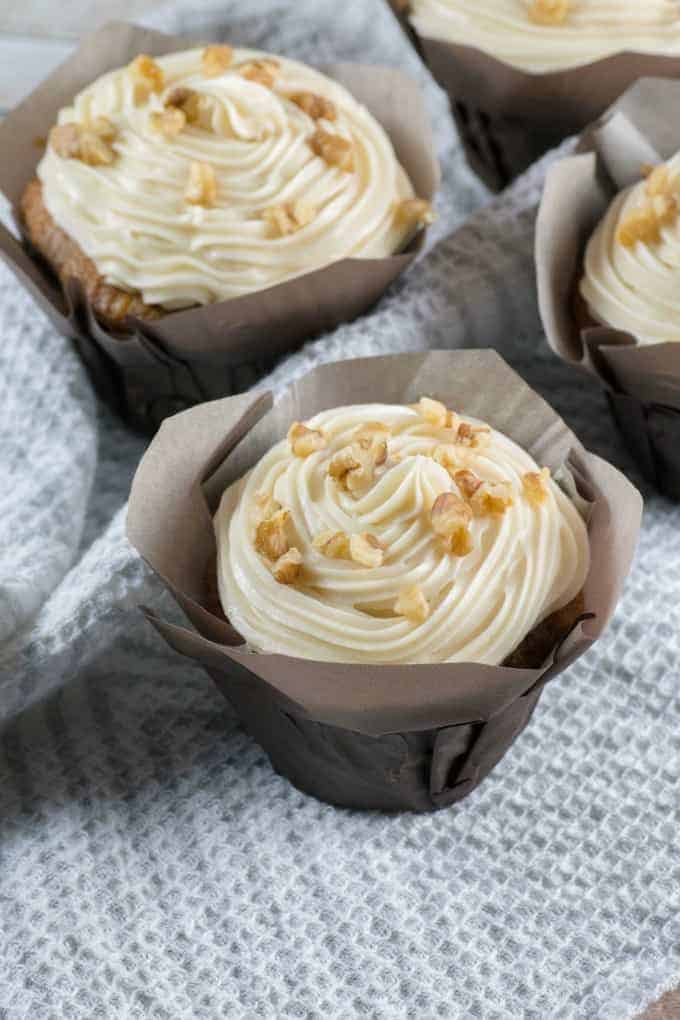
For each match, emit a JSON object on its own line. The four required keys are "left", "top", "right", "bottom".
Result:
{"left": 36, "top": 47, "right": 422, "bottom": 309}
{"left": 408, "top": 1, "right": 680, "bottom": 74}
{"left": 580, "top": 156, "right": 680, "bottom": 345}
{"left": 214, "top": 401, "right": 589, "bottom": 665}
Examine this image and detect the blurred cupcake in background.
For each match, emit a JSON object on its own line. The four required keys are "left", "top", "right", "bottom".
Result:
{"left": 390, "top": 0, "right": 680, "bottom": 190}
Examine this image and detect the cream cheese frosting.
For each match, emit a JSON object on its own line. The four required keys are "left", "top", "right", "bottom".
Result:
{"left": 580, "top": 157, "right": 680, "bottom": 345}
{"left": 214, "top": 400, "right": 589, "bottom": 665}
{"left": 36, "top": 47, "right": 421, "bottom": 310}
{"left": 408, "top": 1, "right": 680, "bottom": 74}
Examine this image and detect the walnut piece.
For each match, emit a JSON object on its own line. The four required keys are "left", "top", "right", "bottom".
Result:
{"left": 416, "top": 396, "right": 447, "bottom": 428}
{"left": 89, "top": 116, "right": 116, "bottom": 141}
{"left": 645, "top": 163, "right": 671, "bottom": 197}
{"left": 288, "top": 421, "right": 326, "bottom": 457}
{"left": 263, "top": 200, "right": 316, "bottom": 237}
{"left": 49, "top": 123, "right": 115, "bottom": 166}
{"left": 470, "top": 481, "right": 514, "bottom": 517}
{"left": 328, "top": 442, "right": 379, "bottom": 495}
{"left": 353, "top": 422, "right": 390, "bottom": 466}
{"left": 527, "top": 0, "right": 569, "bottom": 25}
{"left": 272, "top": 547, "right": 302, "bottom": 584}
{"left": 202, "top": 44, "right": 233, "bottom": 77}
{"left": 254, "top": 508, "right": 290, "bottom": 560}
{"left": 149, "top": 107, "right": 186, "bottom": 139}
{"left": 309, "top": 128, "right": 355, "bottom": 172}
{"left": 616, "top": 195, "right": 678, "bottom": 247}
{"left": 456, "top": 421, "right": 491, "bottom": 449}
{"left": 523, "top": 468, "right": 551, "bottom": 507}
{"left": 349, "top": 533, "right": 385, "bottom": 568}
{"left": 394, "top": 584, "right": 430, "bottom": 624}
{"left": 291, "top": 92, "right": 337, "bottom": 121}
{"left": 313, "top": 530, "right": 351, "bottom": 560}
{"left": 453, "top": 469, "right": 483, "bottom": 499}
{"left": 430, "top": 492, "right": 473, "bottom": 557}
{"left": 432, "top": 444, "right": 459, "bottom": 472}
{"left": 185, "top": 161, "right": 217, "bottom": 207}
{"left": 396, "top": 198, "right": 435, "bottom": 228}
{"left": 129, "top": 54, "right": 164, "bottom": 102}
{"left": 238, "top": 59, "right": 280, "bottom": 88}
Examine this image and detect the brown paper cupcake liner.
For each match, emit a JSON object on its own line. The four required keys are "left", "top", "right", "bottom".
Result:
{"left": 536, "top": 77, "right": 680, "bottom": 500}
{"left": 126, "top": 350, "right": 641, "bottom": 812}
{"left": 386, "top": 0, "right": 680, "bottom": 191}
{"left": 0, "top": 21, "right": 439, "bottom": 434}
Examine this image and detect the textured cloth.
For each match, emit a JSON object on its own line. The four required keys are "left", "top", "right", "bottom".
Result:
{"left": 0, "top": 2, "right": 679, "bottom": 1018}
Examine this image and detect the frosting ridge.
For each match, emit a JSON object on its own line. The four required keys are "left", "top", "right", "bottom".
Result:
{"left": 215, "top": 402, "right": 590, "bottom": 665}
{"left": 37, "top": 48, "right": 419, "bottom": 309}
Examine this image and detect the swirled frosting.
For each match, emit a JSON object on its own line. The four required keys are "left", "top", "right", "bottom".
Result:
{"left": 580, "top": 156, "right": 680, "bottom": 345}
{"left": 36, "top": 47, "right": 419, "bottom": 309}
{"left": 214, "top": 402, "right": 589, "bottom": 665}
{"left": 408, "top": 1, "right": 680, "bottom": 74}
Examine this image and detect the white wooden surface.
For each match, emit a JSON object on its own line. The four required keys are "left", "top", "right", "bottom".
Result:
{"left": 0, "top": 1, "right": 158, "bottom": 113}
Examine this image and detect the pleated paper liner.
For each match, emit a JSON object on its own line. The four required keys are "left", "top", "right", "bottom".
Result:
{"left": 0, "top": 21, "right": 440, "bottom": 434}
{"left": 126, "top": 350, "right": 641, "bottom": 812}
{"left": 537, "top": 78, "right": 680, "bottom": 500}
{"left": 385, "top": 0, "right": 680, "bottom": 192}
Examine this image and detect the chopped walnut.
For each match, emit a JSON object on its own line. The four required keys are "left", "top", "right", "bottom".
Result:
{"left": 166, "top": 86, "right": 193, "bottom": 109}
{"left": 272, "top": 547, "right": 303, "bottom": 584}
{"left": 49, "top": 123, "right": 82, "bottom": 159}
{"left": 182, "top": 92, "right": 216, "bottom": 130}
{"left": 202, "top": 44, "right": 233, "bottom": 77}
{"left": 288, "top": 421, "right": 326, "bottom": 457}
{"left": 149, "top": 107, "right": 187, "bottom": 139}
{"left": 291, "top": 92, "right": 337, "bottom": 121}
{"left": 185, "top": 161, "right": 217, "bottom": 207}
{"left": 79, "top": 131, "right": 115, "bottom": 166}
{"left": 354, "top": 422, "right": 390, "bottom": 466}
{"left": 645, "top": 163, "right": 671, "bottom": 197}
{"left": 129, "top": 54, "right": 164, "bottom": 102}
{"left": 453, "top": 469, "right": 483, "bottom": 499}
{"left": 617, "top": 194, "right": 678, "bottom": 247}
{"left": 523, "top": 468, "right": 551, "bottom": 507}
{"left": 456, "top": 422, "right": 491, "bottom": 449}
{"left": 313, "top": 530, "right": 351, "bottom": 560}
{"left": 416, "top": 396, "right": 449, "bottom": 429}
{"left": 328, "top": 440, "right": 381, "bottom": 495}
{"left": 329, "top": 444, "right": 362, "bottom": 479}
{"left": 394, "top": 584, "right": 430, "bottom": 624}
{"left": 254, "top": 508, "right": 290, "bottom": 560}
{"left": 238, "top": 59, "right": 280, "bottom": 88}
{"left": 396, "top": 198, "right": 435, "bottom": 228}
{"left": 262, "top": 200, "right": 316, "bottom": 237}
{"left": 349, "top": 533, "right": 385, "bottom": 568}
{"left": 470, "top": 481, "right": 514, "bottom": 517}
{"left": 309, "top": 128, "right": 355, "bottom": 172}
{"left": 431, "top": 492, "right": 473, "bottom": 557}
{"left": 89, "top": 116, "right": 116, "bottom": 141}
{"left": 50, "top": 123, "right": 115, "bottom": 165}
{"left": 527, "top": 0, "right": 569, "bottom": 25}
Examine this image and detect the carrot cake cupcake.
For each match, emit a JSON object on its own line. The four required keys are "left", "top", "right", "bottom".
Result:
{"left": 21, "top": 46, "right": 431, "bottom": 329}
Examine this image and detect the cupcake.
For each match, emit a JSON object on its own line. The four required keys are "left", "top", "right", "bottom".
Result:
{"left": 214, "top": 399, "right": 589, "bottom": 666}
{"left": 392, "top": 0, "right": 680, "bottom": 190}
{"left": 0, "top": 22, "right": 438, "bottom": 430}
{"left": 536, "top": 77, "right": 680, "bottom": 499}
{"left": 127, "top": 351, "right": 641, "bottom": 811}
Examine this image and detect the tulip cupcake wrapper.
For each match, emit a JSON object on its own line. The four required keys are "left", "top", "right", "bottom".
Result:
{"left": 0, "top": 21, "right": 439, "bottom": 434}
{"left": 126, "top": 350, "right": 641, "bottom": 812}
{"left": 537, "top": 77, "right": 680, "bottom": 500}
{"left": 386, "top": 0, "right": 680, "bottom": 192}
